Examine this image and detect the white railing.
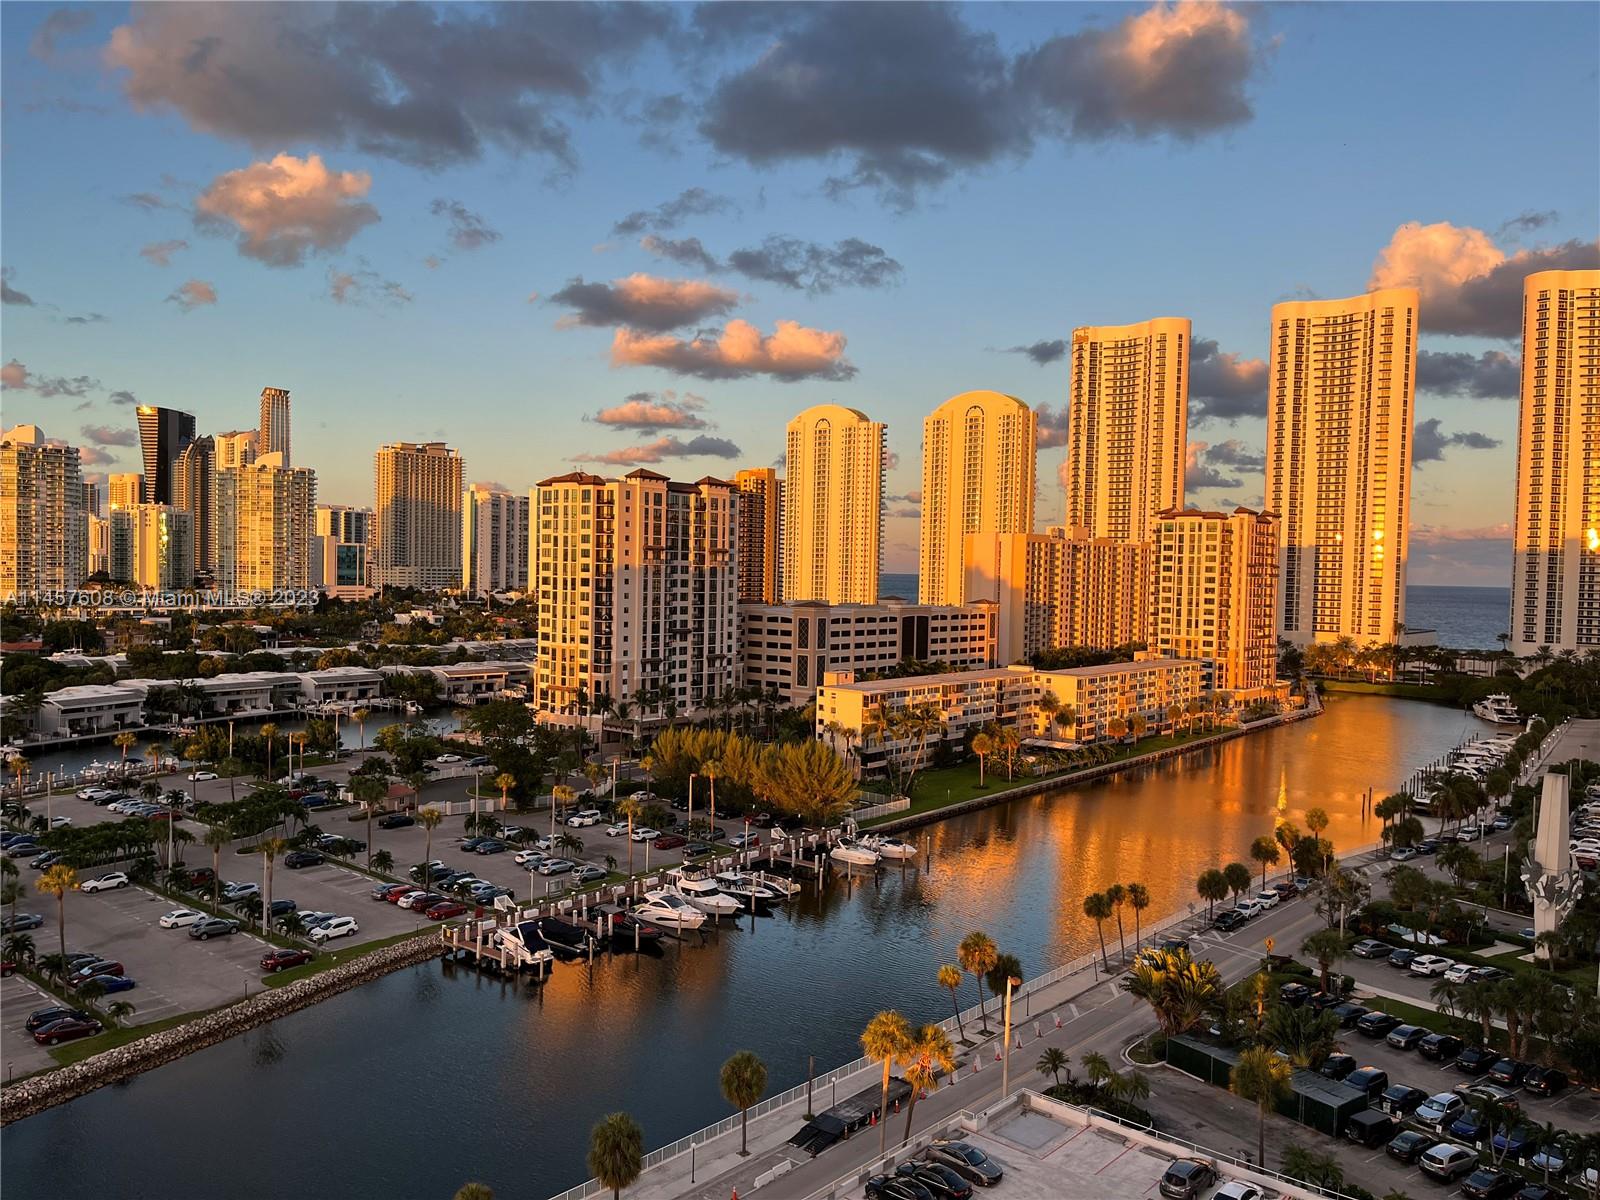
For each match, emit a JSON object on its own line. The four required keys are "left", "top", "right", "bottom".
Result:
{"left": 853, "top": 796, "right": 910, "bottom": 822}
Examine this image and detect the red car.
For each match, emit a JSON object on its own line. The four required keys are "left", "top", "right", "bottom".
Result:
{"left": 67, "top": 960, "right": 125, "bottom": 989}
{"left": 383, "top": 885, "right": 417, "bottom": 903}
{"left": 653, "top": 834, "right": 687, "bottom": 850}
{"left": 33, "top": 1016, "right": 103, "bottom": 1045}
{"left": 426, "top": 900, "right": 467, "bottom": 920}
{"left": 145, "top": 810, "right": 176, "bottom": 822}
{"left": 260, "top": 948, "right": 314, "bottom": 973}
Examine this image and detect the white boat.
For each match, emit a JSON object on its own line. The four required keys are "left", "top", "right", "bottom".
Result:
{"left": 862, "top": 834, "right": 917, "bottom": 860}
{"left": 830, "top": 838, "right": 881, "bottom": 868}
{"left": 744, "top": 869, "right": 801, "bottom": 899}
{"left": 1472, "top": 694, "right": 1522, "bottom": 725}
{"left": 664, "top": 869, "right": 742, "bottom": 917}
{"left": 490, "top": 921, "right": 559, "bottom": 970}
{"left": 635, "top": 890, "right": 708, "bottom": 930}
{"left": 713, "top": 870, "right": 786, "bottom": 906}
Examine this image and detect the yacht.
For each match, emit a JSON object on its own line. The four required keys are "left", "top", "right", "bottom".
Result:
{"left": 531, "top": 916, "right": 596, "bottom": 955}
{"left": 713, "top": 870, "right": 786, "bottom": 907}
{"left": 829, "top": 838, "right": 881, "bottom": 868}
{"left": 491, "top": 922, "right": 559, "bottom": 971}
{"left": 741, "top": 869, "right": 801, "bottom": 900}
{"left": 862, "top": 833, "right": 917, "bottom": 860}
{"left": 1472, "top": 694, "right": 1522, "bottom": 725}
{"left": 635, "top": 890, "right": 708, "bottom": 930}
{"left": 664, "top": 869, "right": 742, "bottom": 917}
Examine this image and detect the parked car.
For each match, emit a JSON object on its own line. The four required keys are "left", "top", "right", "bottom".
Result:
{"left": 188, "top": 917, "right": 240, "bottom": 940}
{"left": 1306, "top": 991, "right": 1341, "bottom": 1012}
{"left": 1330, "top": 1003, "right": 1371, "bottom": 1028}
{"left": 374, "top": 883, "right": 412, "bottom": 902}
{"left": 1461, "top": 1166, "right": 1525, "bottom": 1199}
{"left": 283, "top": 850, "right": 324, "bottom": 869}
{"left": 376, "top": 813, "right": 415, "bottom": 829}
{"left": 1385, "top": 1129, "right": 1437, "bottom": 1165}
{"left": 1253, "top": 890, "right": 1280, "bottom": 910}
{"left": 262, "top": 948, "right": 314, "bottom": 972}
{"left": 574, "top": 865, "right": 607, "bottom": 883}
{"left": 1455, "top": 1082, "right": 1520, "bottom": 1111}
{"left": 1419, "top": 1143, "right": 1479, "bottom": 1183}
{"left": 79, "top": 871, "right": 131, "bottom": 893}
{"left": 1318, "top": 1053, "right": 1358, "bottom": 1081}
{"left": 1345, "top": 1109, "right": 1399, "bottom": 1148}
{"left": 567, "top": 809, "right": 602, "bottom": 827}
{"left": 25, "top": 1006, "right": 92, "bottom": 1033}
{"left": 33, "top": 1016, "right": 103, "bottom": 1045}
{"left": 1386, "top": 1024, "right": 1429, "bottom": 1051}
{"left": 1212, "top": 909, "right": 1247, "bottom": 932}
{"left": 426, "top": 901, "right": 468, "bottom": 920}
{"left": 1455, "top": 1045, "right": 1499, "bottom": 1075}
{"left": 604, "top": 823, "right": 628, "bottom": 838}
{"left": 1232, "top": 900, "right": 1263, "bottom": 920}
{"left": 399, "top": 892, "right": 444, "bottom": 911}
{"left": 67, "top": 960, "right": 126, "bottom": 988}
{"left": 159, "top": 908, "right": 204, "bottom": 929}
{"left": 1278, "top": 982, "right": 1311, "bottom": 1006}
{"left": 728, "top": 832, "right": 761, "bottom": 850}
{"left": 188, "top": 771, "right": 218, "bottom": 781}
{"left": 221, "top": 881, "right": 259, "bottom": 901}
{"left": 630, "top": 827, "right": 660, "bottom": 842}
{"left": 1489, "top": 1059, "right": 1531, "bottom": 1088}
{"left": 864, "top": 1177, "right": 930, "bottom": 1200}
{"left": 1387, "top": 947, "right": 1419, "bottom": 969}
{"left": 1410, "top": 954, "right": 1455, "bottom": 977}
{"left": 1345, "top": 1067, "right": 1389, "bottom": 1099}
{"left": 1356, "top": 1011, "right": 1402, "bottom": 1038}
{"left": 895, "top": 1161, "right": 973, "bottom": 1199}
{"left": 1491, "top": 1125, "right": 1540, "bottom": 1160}
{"left": 2, "top": 912, "right": 44, "bottom": 932}
{"left": 1380, "top": 1084, "right": 1429, "bottom": 1117}
{"left": 926, "top": 1143, "right": 1003, "bottom": 1187}
{"left": 537, "top": 858, "right": 576, "bottom": 876}
{"left": 1414, "top": 1092, "right": 1467, "bottom": 1132}
{"left": 1156, "top": 1158, "right": 1215, "bottom": 1199}
{"left": 309, "top": 916, "right": 359, "bottom": 942}
{"left": 473, "top": 839, "right": 509, "bottom": 855}
{"left": 1418, "top": 1032, "right": 1464, "bottom": 1062}
{"left": 1351, "top": 938, "right": 1393, "bottom": 959}
{"left": 653, "top": 834, "right": 687, "bottom": 850}
{"left": 1521, "top": 1065, "right": 1568, "bottom": 1096}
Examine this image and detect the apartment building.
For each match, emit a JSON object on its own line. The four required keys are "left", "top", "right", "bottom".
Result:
{"left": 1510, "top": 269, "right": 1600, "bottom": 653}
{"left": 919, "top": 390, "right": 1037, "bottom": 605}
{"left": 1153, "top": 507, "right": 1280, "bottom": 699}
{"left": 172, "top": 434, "right": 214, "bottom": 577}
{"left": 535, "top": 469, "right": 738, "bottom": 726}
{"left": 0, "top": 424, "right": 87, "bottom": 598}
{"left": 135, "top": 405, "right": 196, "bottom": 505}
{"left": 741, "top": 597, "right": 998, "bottom": 704}
{"left": 734, "top": 467, "right": 782, "bottom": 604}
{"left": 259, "top": 386, "right": 292, "bottom": 465}
{"left": 461, "top": 483, "right": 530, "bottom": 595}
{"left": 113, "top": 503, "right": 193, "bottom": 589}
{"left": 108, "top": 473, "right": 142, "bottom": 511}
{"left": 374, "top": 442, "right": 464, "bottom": 590}
{"left": 215, "top": 453, "right": 316, "bottom": 590}
{"left": 1267, "top": 288, "right": 1419, "bottom": 646}
{"left": 783, "top": 403, "right": 884, "bottom": 605}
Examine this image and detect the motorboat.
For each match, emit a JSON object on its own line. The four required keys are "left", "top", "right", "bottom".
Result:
{"left": 664, "top": 869, "right": 742, "bottom": 917}
{"left": 829, "top": 838, "right": 881, "bottom": 868}
{"left": 747, "top": 870, "right": 801, "bottom": 898}
{"left": 635, "top": 890, "right": 707, "bottom": 930}
{"left": 593, "top": 903, "right": 664, "bottom": 946}
{"left": 862, "top": 833, "right": 917, "bottom": 860}
{"left": 531, "top": 916, "right": 596, "bottom": 955}
{"left": 1472, "top": 694, "right": 1522, "bottom": 725}
{"left": 713, "top": 871, "right": 786, "bottom": 907}
{"left": 490, "top": 922, "right": 559, "bottom": 970}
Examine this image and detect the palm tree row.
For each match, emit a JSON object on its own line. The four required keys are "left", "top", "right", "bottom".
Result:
{"left": 1081, "top": 879, "right": 1152, "bottom": 966}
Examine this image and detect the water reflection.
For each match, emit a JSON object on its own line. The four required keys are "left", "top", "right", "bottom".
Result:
{"left": 2, "top": 695, "right": 1485, "bottom": 1200}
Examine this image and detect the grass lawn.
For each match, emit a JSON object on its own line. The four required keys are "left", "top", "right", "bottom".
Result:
{"left": 261, "top": 927, "right": 436, "bottom": 988}
{"left": 1319, "top": 680, "right": 1446, "bottom": 702}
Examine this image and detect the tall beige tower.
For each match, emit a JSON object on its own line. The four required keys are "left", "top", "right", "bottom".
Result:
{"left": 374, "top": 442, "right": 464, "bottom": 590}
{"left": 733, "top": 467, "right": 782, "bottom": 603}
{"left": 0, "top": 425, "right": 87, "bottom": 598}
{"left": 108, "top": 473, "right": 142, "bottom": 511}
{"left": 1511, "top": 269, "right": 1600, "bottom": 654}
{"left": 1266, "top": 288, "right": 1419, "bottom": 646}
{"left": 783, "top": 404, "right": 884, "bottom": 605}
{"left": 461, "top": 483, "right": 530, "bottom": 595}
{"left": 1066, "top": 318, "right": 1190, "bottom": 543}
{"left": 259, "top": 387, "right": 291, "bottom": 466}
{"left": 215, "top": 453, "right": 316, "bottom": 590}
{"left": 919, "top": 390, "right": 1037, "bottom": 605}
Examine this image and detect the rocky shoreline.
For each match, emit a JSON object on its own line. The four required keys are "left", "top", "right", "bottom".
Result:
{"left": 1, "top": 933, "right": 443, "bottom": 1126}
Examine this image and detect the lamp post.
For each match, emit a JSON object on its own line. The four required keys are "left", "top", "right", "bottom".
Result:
{"left": 688, "top": 772, "right": 698, "bottom": 841}
{"left": 1000, "top": 975, "right": 1021, "bottom": 1098}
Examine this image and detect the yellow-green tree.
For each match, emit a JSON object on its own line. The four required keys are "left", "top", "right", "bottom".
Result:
{"left": 37, "top": 864, "right": 78, "bottom": 960}
{"left": 861, "top": 1010, "right": 913, "bottom": 1156}
{"left": 1231, "top": 1045, "right": 1292, "bottom": 1166}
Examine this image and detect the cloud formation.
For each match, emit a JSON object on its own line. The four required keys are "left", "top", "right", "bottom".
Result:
{"left": 1, "top": 360, "right": 98, "bottom": 398}
{"left": 578, "top": 433, "right": 741, "bottom": 465}
{"left": 1412, "top": 418, "right": 1501, "bottom": 466}
{"left": 612, "top": 187, "right": 737, "bottom": 236}
{"left": 30, "top": 7, "right": 93, "bottom": 60}
{"left": 1369, "top": 220, "right": 1600, "bottom": 338}
{"left": 108, "top": 389, "right": 137, "bottom": 406}
{"left": 1001, "top": 339, "right": 1067, "bottom": 365}
{"left": 195, "top": 153, "right": 379, "bottom": 267}
{"left": 105, "top": 3, "right": 671, "bottom": 169}
{"left": 550, "top": 273, "right": 739, "bottom": 332}
{"left": 641, "top": 235, "right": 720, "bottom": 273}
{"left": 701, "top": 2, "right": 1265, "bottom": 207}
{"left": 1036, "top": 402, "right": 1070, "bottom": 448}
{"left": 327, "top": 264, "right": 413, "bottom": 307}
{"left": 591, "top": 391, "right": 708, "bottom": 432}
{"left": 430, "top": 198, "right": 501, "bottom": 251}
{"left": 139, "top": 239, "right": 188, "bottom": 267}
{"left": 1185, "top": 440, "right": 1241, "bottom": 490}
{"left": 81, "top": 423, "right": 137, "bottom": 447}
{"left": 166, "top": 279, "right": 218, "bottom": 311}
{"left": 640, "top": 233, "right": 903, "bottom": 293}
{"left": 1415, "top": 349, "right": 1519, "bottom": 400}
{"left": 79, "top": 447, "right": 119, "bottom": 467}
{"left": 2, "top": 268, "right": 34, "bottom": 306}
{"left": 1189, "top": 337, "right": 1268, "bottom": 423}
{"left": 1185, "top": 439, "right": 1266, "bottom": 492}
{"left": 610, "top": 318, "right": 856, "bottom": 381}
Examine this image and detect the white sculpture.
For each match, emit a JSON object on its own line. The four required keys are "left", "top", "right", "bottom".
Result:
{"left": 1522, "top": 772, "right": 1584, "bottom": 958}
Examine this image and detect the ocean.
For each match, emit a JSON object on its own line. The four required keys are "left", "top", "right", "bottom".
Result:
{"left": 879, "top": 573, "right": 1510, "bottom": 652}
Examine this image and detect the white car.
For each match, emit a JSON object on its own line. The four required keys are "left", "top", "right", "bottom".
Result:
{"left": 80, "top": 871, "right": 131, "bottom": 893}
{"left": 1214, "top": 1184, "right": 1263, "bottom": 1200}
{"left": 76, "top": 786, "right": 114, "bottom": 801}
{"left": 1253, "top": 890, "right": 1280, "bottom": 909}
{"left": 159, "top": 907, "right": 204, "bottom": 928}
{"left": 604, "top": 823, "right": 628, "bottom": 837}
{"left": 1233, "top": 900, "right": 1263, "bottom": 920}
{"left": 221, "top": 881, "right": 259, "bottom": 901}
{"left": 1413, "top": 1092, "right": 1465, "bottom": 1131}
{"left": 1442, "top": 962, "right": 1477, "bottom": 984}
{"left": 188, "top": 771, "right": 218, "bottom": 782}
{"left": 395, "top": 891, "right": 431, "bottom": 910}
{"left": 436, "top": 754, "right": 463, "bottom": 764}
{"left": 49, "top": 816, "right": 72, "bottom": 829}
{"left": 309, "top": 915, "right": 359, "bottom": 942}
{"left": 513, "top": 848, "right": 544, "bottom": 865}
{"left": 631, "top": 827, "right": 661, "bottom": 843}
{"left": 1409, "top": 954, "right": 1455, "bottom": 977}
{"left": 567, "top": 809, "right": 602, "bottom": 827}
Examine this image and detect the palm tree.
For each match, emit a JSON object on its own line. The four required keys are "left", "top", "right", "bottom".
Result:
{"left": 453, "top": 1185, "right": 494, "bottom": 1200}
{"left": 551, "top": 783, "right": 577, "bottom": 842}
{"left": 1305, "top": 807, "right": 1330, "bottom": 872}
{"left": 719, "top": 1050, "right": 768, "bottom": 1156}
{"left": 1300, "top": 928, "right": 1349, "bottom": 992}
{"left": 351, "top": 774, "right": 387, "bottom": 866}
{"left": 371, "top": 849, "right": 394, "bottom": 875}
{"left": 937, "top": 963, "right": 965, "bottom": 1037}
{"left": 37, "top": 864, "right": 78, "bottom": 960}
{"left": 898, "top": 1023, "right": 956, "bottom": 1145}
{"left": 105, "top": 999, "right": 137, "bottom": 1025}
{"left": 1126, "top": 882, "right": 1150, "bottom": 949}
{"left": 351, "top": 707, "right": 371, "bottom": 752}
{"left": 259, "top": 836, "right": 287, "bottom": 934}
{"left": 1036, "top": 1046, "right": 1071, "bottom": 1091}
{"left": 1264, "top": 1003, "right": 1339, "bottom": 1069}
{"left": 1232, "top": 1045, "right": 1292, "bottom": 1166}
{"left": 1124, "top": 948, "right": 1222, "bottom": 1041}
{"left": 1222, "top": 861, "right": 1253, "bottom": 904}
{"left": 1081, "top": 1050, "right": 1114, "bottom": 1094}
{"left": 556, "top": 831, "right": 584, "bottom": 856}
{"left": 957, "top": 931, "right": 999, "bottom": 1029}
{"left": 970, "top": 730, "right": 993, "bottom": 786}
{"left": 4, "top": 932, "right": 36, "bottom": 968}
{"left": 418, "top": 808, "right": 444, "bottom": 891}
{"left": 861, "top": 1010, "right": 913, "bottom": 1156}
{"left": 114, "top": 731, "right": 139, "bottom": 776}
{"left": 1083, "top": 891, "right": 1112, "bottom": 968}
{"left": 1196, "top": 868, "right": 1228, "bottom": 920}
{"left": 586, "top": 1112, "right": 643, "bottom": 1200}
{"left": 1104, "top": 883, "right": 1127, "bottom": 962}
{"left": 203, "top": 822, "right": 231, "bottom": 908}
{"left": 261, "top": 723, "right": 279, "bottom": 779}
{"left": 492, "top": 772, "right": 516, "bottom": 812}
{"left": 1249, "top": 835, "right": 1281, "bottom": 888}
{"left": 617, "top": 795, "right": 647, "bottom": 875}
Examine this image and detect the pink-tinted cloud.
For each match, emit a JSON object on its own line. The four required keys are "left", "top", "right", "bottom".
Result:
{"left": 167, "top": 279, "right": 218, "bottom": 311}
{"left": 550, "top": 274, "right": 740, "bottom": 332}
{"left": 591, "top": 391, "right": 708, "bottom": 431}
{"left": 578, "top": 434, "right": 741, "bottom": 465}
{"left": 139, "top": 239, "right": 189, "bottom": 267}
{"left": 81, "top": 424, "right": 138, "bottom": 447}
{"left": 1, "top": 359, "right": 98, "bottom": 397}
{"left": 1036, "top": 402, "right": 1069, "bottom": 448}
{"left": 1189, "top": 337, "right": 1267, "bottom": 423}
{"left": 79, "top": 446, "right": 117, "bottom": 466}
{"left": 195, "top": 153, "right": 379, "bottom": 267}
{"left": 611, "top": 318, "right": 856, "bottom": 381}
{"left": 1369, "top": 220, "right": 1600, "bottom": 338}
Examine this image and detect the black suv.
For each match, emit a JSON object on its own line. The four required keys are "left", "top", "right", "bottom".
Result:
{"left": 1356, "top": 1011, "right": 1402, "bottom": 1037}
{"left": 1418, "top": 1032, "right": 1464, "bottom": 1062}
{"left": 1455, "top": 1045, "right": 1497, "bottom": 1075}
{"left": 377, "top": 812, "right": 415, "bottom": 829}
{"left": 1319, "top": 1053, "right": 1358, "bottom": 1081}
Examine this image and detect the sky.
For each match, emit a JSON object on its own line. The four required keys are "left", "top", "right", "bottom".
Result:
{"left": 3, "top": 1, "right": 1597, "bottom": 584}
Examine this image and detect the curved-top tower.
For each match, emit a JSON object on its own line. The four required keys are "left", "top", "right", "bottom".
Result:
{"left": 783, "top": 403, "right": 885, "bottom": 605}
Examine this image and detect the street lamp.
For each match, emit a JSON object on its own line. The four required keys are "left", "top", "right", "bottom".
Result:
{"left": 1000, "top": 975, "right": 1022, "bottom": 1097}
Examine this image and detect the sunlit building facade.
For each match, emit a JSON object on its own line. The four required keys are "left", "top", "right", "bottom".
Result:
{"left": 374, "top": 442, "right": 463, "bottom": 590}
{"left": 215, "top": 453, "right": 316, "bottom": 591}
{"left": 734, "top": 467, "right": 782, "bottom": 604}
{"left": 259, "top": 386, "right": 292, "bottom": 466}
{"left": 461, "top": 483, "right": 530, "bottom": 595}
{"left": 136, "top": 405, "right": 195, "bottom": 505}
{"left": 782, "top": 404, "right": 884, "bottom": 605}
{"left": 0, "top": 425, "right": 87, "bottom": 598}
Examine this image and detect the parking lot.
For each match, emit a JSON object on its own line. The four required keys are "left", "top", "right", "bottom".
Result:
{"left": 1, "top": 970, "right": 62, "bottom": 1078}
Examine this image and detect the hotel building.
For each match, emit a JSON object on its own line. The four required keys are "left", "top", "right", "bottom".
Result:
{"left": 374, "top": 442, "right": 464, "bottom": 590}
{"left": 1065, "top": 318, "right": 1190, "bottom": 544}
{"left": 1153, "top": 507, "right": 1280, "bottom": 699}
{"left": 461, "top": 483, "right": 530, "bottom": 595}
{"left": 534, "top": 469, "right": 738, "bottom": 725}
{"left": 0, "top": 425, "right": 87, "bottom": 598}
{"left": 734, "top": 467, "right": 783, "bottom": 604}
{"left": 215, "top": 453, "right": 316, "bottom": 590}
{"left": 1266, "top": 288, "right": 1418, "bottom": 645}
{"left": 1511, "top": 269, "right": 1600, "bottom": 654}
{"left": 782, "top": 404, "right": 884, "bottom": 605}
{"left": 919, "top": 390, "right": 1037, "bottom": 605}
{"left": 741, "top": 598, "right": 998, "bottom": 705}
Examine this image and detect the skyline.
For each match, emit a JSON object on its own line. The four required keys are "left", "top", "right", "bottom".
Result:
{"left": 4, "top": 2, "right": 1599, "bottom": 584}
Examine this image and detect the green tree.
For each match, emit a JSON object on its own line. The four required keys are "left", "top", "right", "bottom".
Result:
{"left": 586, "top": 1112, "right": 643, "bottom": 1200}
{"left": 1123, "top": 948, "right": 1222, "bottom": 1042}
{"left": 1036, "top": 1046, "right": 1071, "bottom": 1090}
{"left": 1250, "top": 835, "right": 1282, "bottom": 887}
{"left": 957, "top": 931, "right": 999, "bottom": 1028}
{"left": 898, "top": 1023, "right": 956, "bottom": 1145}
{"left": 1196, "top": 868, "right": 1229, "bottom": 920}
{"left": 969, "top": 730, "right": 993, "bottom": 787}
{"left": 1222, "top": 861, "right": 1253, "bottom": 903}
{"left": 1300, "top": 928, "right": 1350, "bottom": 992}
{"left": 719, "top": 1050, "right": 768, "bottom": 1156}
{"left": 417, "top": 807, "right": 444, "bottom": 891}
{"left": 861, "top": 1010, "right": 913, "bottom": 1156}
{"left": 1126, "top": 882, "right": 1150, "bottom": 948}
{"left": 1231, "top": 1045, "right": 1292, "bottom": 1166}
{"left": 36, "top": 863, "right": 78, "bottom": 961}
{"left": 1083, "top": 891, "right": 1113, "bottom": 968}
{"left": 371, "top": 849, "right": 394, "bottom": 875}
{"left": 1264, "top": 1003, "right": 1340, "bottom": 1069}
{"left": 937, "top": 963, "right": 966, "bottom": 1037}
{"left": 1280, "top": 1143, "right": 1346, "bottom": 1192}
{"left": 203, "top": 822, "right": 232, "bottom": 908}
{"left": 1104, "top": 883, "right": 1128, "bottom": 961}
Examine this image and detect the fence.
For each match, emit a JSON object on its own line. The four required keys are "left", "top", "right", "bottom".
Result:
{"left": 852, "top": 795, "right": 909, "bottom": 822}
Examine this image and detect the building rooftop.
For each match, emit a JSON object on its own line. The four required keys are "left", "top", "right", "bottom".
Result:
{"left": 822, "top": 667, "right": 1030, "bottom": 694}
{"left": 1039, "top": 656, "right": 1197, "bottom": 679}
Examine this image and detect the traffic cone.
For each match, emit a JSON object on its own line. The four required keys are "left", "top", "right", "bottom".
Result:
{"left": 994, "top": 1047, "right": 1002, "bottom": 1061}
{"left": 870, "top": 1110, "right": 877, "bottom": 1126}
{"left": 1054, "top": 1014, "right": 1063, "bottom": 1028}
{"left": 894, "top": 1098, "right": 901, "bottom": 1113}
{"left": 1014, "top": 1035, "right": 1022, "bottom": 1049}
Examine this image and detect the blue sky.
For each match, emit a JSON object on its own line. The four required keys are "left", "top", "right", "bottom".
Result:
{"left": 3, "top": 2, "right": 1597, "bottom": 582}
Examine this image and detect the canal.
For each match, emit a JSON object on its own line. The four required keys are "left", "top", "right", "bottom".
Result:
{"left": 1, "top": 694, "right": 1488, "bottom": 1198}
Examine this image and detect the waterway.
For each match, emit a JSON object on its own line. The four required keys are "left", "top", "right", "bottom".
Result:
{"left": 1, "top": 694, "right": 1492, "bottom": 1199}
